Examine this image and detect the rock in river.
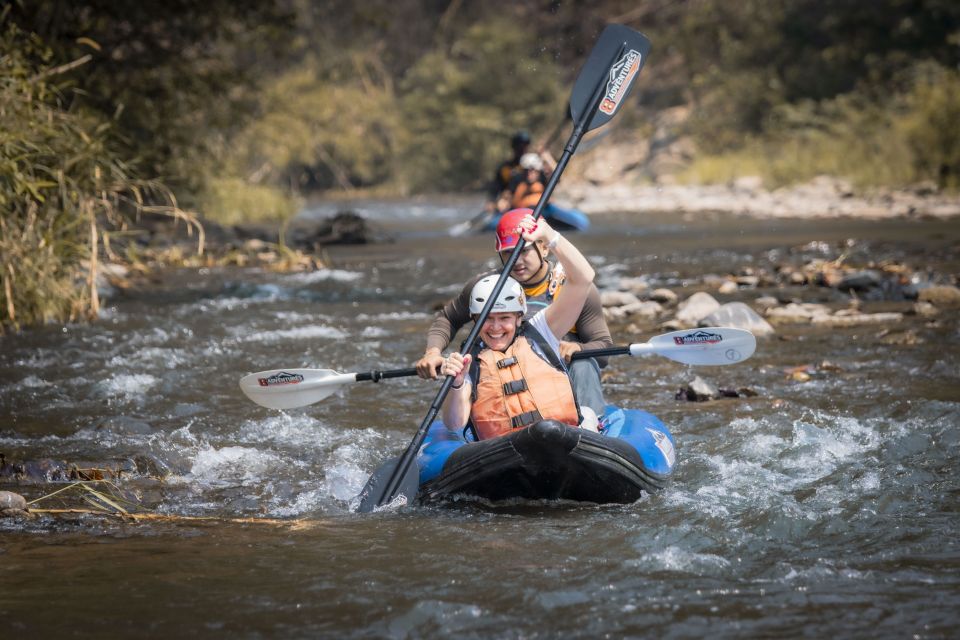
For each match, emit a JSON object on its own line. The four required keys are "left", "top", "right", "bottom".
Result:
{"left": 700, "top": 302, "right": 775, "bottom": 337}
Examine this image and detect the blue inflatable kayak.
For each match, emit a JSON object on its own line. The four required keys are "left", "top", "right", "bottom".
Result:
{"left": 416, "top": 406, "right": 675, "bottom": 505}
{"left": 449, "top": 203, "right": 591, "bottom": 237}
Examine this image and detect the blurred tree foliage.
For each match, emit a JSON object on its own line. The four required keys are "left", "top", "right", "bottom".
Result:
{"left": 0, "top": 15, "right": 199, "bottom": 331}
{"left": 396, "top": 18, "right": 565, "bottom": 192}
{"left": 667, "top": 0, "right": 960, "bottom": 187}
{"left": 7, "top": 0, "right": 296, "bottom": 199}
{"left": 5, "top": 0, "right": 960, "bottom": 330}
{"left": 9, "top": 0, "right": 960, "bottom": 212}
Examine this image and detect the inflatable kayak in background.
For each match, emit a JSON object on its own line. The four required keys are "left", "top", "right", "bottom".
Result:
{"left": 415, "top": 406, "right": 675, "bottom": 505}
{"left": 449, "top": 203, "right": 591, "bottom": 237}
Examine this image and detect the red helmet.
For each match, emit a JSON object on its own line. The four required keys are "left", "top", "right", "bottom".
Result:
{"left": 495, "top": 208, "right": 534, "bottom": 252}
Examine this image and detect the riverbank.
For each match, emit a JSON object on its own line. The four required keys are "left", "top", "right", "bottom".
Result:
{"left": 559, "top": 176, "right": 960, "bottom": 220}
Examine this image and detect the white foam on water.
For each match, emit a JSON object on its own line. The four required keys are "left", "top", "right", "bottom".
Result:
{"left": 271, "top": 310, "right": 330, "bottom": 323}
{"left": 781, "top": 560, "right": 870, "bottom": 582}
{"left": 672, "top": 409, "right": 897, "bottom": 542}
{"left": 629, "top": 545, "right": 732, "bottom": 574}
{"left": 184, "top": 284, "right": 289, "bottom": 313}
{"left": 189, "top": 296, "right": 256, "bottom": 312}
{"left": 854, "top": 469, "right": 881, "bottom": 492}
{"left": 238, "top": 325, "right": 348, "bottom": 343}
{"left": 743, "top": 433, "right": 787, "bottom": 460}
{"left": 97, "top": 373, "right": 159, "bottom": 402}
{"left": 267, "top": 486, "right": 327, "bottom": 517}
{"left": 780, "top": 412, "right": 881, "bottom": 483}
{"left": 126, "top": 326, "right": 182, "bottom": 348}
{"left": 236, "top": 413, "right": 337, "bottom": 450}
{"left": 13, "top": 351, "right": 62, "bottom": 369}
{"left": 189, "top": 444, "right": 283, "bottom": 487}
{"left": 284, "top": 269, "right": 362, "bottom": 283}
{"left": 355, "top": 311, "right": 431, "bottom": 322}
{"left": 324, "top": 441, "right": 379, "bottom": 503}
{"left": 360, "top": 326, "right": 389, "bottom": 338}
{"left": 0, "top": 432, "right": 65, "bottom": 447}
{"left": 18, "top": 375, "right": 50, "bottom": 388}
{"left": 665, "top": 483, "right": 733, "bottom": 519}
{"left": 108, "top": 347, "right": 189, "bottom": 369}
{"left": 700, "top": 454, "right": 792, "bottom": 500}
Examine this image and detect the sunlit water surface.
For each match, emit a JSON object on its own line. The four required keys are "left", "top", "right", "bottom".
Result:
{"left": 1, "top": 204, "right": 958, "bottom": 638}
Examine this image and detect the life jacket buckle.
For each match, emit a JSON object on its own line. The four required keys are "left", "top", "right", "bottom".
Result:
{"left": 502, "top": 379, "right": 528, "bottom": 395}
{"left": 496, "top": 356, "right": 518, "bottom": 369}
{"left": 510, "top": 410, "right": 542, "bottom": 429}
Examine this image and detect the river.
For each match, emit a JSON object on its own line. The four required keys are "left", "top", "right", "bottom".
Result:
{"left": 1, "top": 201, "right": 958, "bottom": 638}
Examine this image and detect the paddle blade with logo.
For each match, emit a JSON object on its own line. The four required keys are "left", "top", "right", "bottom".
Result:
{"left": 239, "top": 368, "right": 356, "bottom": 410}
{"left": 636, "top": 327, "right": 757, "bottom": 366}
{"left": 569, "top": 24, "right": 651, "bottom": 133}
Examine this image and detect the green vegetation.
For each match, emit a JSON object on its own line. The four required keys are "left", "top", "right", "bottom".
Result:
{"left": 3, "top": 1, "right": 959, "bottom": 330}
{"left": 395, "top": 19, "right": 565, "bottom": 192}
{"left": 667, "top": 0, "right": 960, "bottom": 188}
{"left": 0, "top": 17, "right": 197, "bottom": 331}
{"left": 681, "top": 66, "right": 960, "bottom": 189}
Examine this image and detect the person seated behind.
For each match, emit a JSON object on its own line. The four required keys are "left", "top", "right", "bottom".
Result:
{"left": 439, "top": 214, "right": 596, "bottom": 437}
{"left": 416, "top": 208, "right": 611, "bottom": 417}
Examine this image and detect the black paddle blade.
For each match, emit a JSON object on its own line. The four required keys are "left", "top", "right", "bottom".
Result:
{"left": 355, "top": 456, "right": 420, "bottom": 513}
{"left": 569, "top": 24, "right": 651, "bottom": 133}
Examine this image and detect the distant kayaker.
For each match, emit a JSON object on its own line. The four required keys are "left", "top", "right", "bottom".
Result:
{"left": 487, "top": 131, "right": 556, "bottom": 214}
{"left": 438, "top": 213, "right": 597, "bottom": 438}
{"left": 485, "top": 130, "right": 530, "bottom": 214}
{"left": 502, "top": 152, "right": 554, "bottom": 211}
{"left": 416, "top": 208, "right": 611, "bottom": 416}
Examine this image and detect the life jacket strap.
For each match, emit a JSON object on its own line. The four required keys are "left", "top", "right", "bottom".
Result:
{"left": 511, "top": 410, "right": 542, "bottom": 429}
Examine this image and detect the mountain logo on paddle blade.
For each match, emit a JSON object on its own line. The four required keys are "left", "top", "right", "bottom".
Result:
{"left": 258, "top": 371, "right": 304, "bottom": 387}
{"left": 673, "top": 330, "right": 723, "bottom": 345}
{"left": 599, "top": 49, "right": 642, "bottom": 115}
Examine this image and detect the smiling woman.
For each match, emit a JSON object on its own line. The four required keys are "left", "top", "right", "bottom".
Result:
{"left": 440, "top": 213, "right": 595, "bottom": 435}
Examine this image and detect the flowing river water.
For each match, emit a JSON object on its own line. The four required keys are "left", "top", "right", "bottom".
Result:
{"left": 1, "top": 201, "right": 959, "bottom": 638}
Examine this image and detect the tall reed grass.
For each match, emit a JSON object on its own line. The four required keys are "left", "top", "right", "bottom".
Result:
{"left": 0, "top": 16, "right": 200, "bottom": 332}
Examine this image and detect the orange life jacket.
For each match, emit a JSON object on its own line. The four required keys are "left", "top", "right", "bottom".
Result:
{"left": 511, "top": 178, "right": 545, "bottom": 209}
{"left": 469, "top": 324, "right": 581, "bottom": 440}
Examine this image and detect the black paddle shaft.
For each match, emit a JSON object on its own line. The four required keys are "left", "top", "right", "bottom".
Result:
{"left": 361, "top": 26, "right": 652, "bottom": 512}
{"left": 355, "top": 368, "right": 418, "bottom": 382}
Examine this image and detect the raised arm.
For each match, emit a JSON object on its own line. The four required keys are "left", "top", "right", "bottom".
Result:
{"left": 513, "top": 215, "right": 594, "bottom": 341}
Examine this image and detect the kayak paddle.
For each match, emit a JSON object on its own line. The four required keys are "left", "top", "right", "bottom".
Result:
{"left": 239, "top": 327, "right": 757, "bottom": 411}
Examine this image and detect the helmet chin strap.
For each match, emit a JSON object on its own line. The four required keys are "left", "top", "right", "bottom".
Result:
{"left": 518, "top": 244, "right": 550, "bottom": 287}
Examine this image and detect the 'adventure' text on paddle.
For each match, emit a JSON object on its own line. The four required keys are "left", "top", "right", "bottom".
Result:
{"left": 357, "top": 24, "right": 652, "bottom": 512}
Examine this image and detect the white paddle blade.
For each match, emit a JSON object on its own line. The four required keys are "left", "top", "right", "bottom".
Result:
{"left": 448, "top": 222, "right": 470, "bottom": 237}
{"left": 640, "top": 327, "right": 757, "bottom": 366}
{"left": 239, "top": 368, "right": 357, "bottom": 410}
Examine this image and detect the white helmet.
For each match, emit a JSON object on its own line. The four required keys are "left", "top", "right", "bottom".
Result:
{"left": 519, "top": 152, "right": 543, "bottom": 171}
{"left": 469, "top": 276, "right": 526, "bottom": 315}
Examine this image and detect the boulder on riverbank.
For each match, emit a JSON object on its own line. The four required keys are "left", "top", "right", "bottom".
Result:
{"left": 288, "top": 210, "right": 392, "bottom": 248}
